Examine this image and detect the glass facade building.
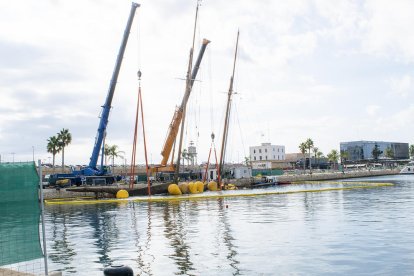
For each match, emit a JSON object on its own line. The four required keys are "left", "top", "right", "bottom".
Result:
{"left": 340, "top": 140, "right": 409, "bottom": 161}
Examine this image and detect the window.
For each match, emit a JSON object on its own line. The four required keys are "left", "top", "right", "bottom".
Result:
{"left": 265, "top": 149, "right": 267, "bottom": 153}
{"left": 273, "top": 155, "right": 276, "bottom": 159}
{"left": 266, "top": 156, "right": 268, "bottom": 160}
{"left": 259, "top": 149, "right": 262, "bottom": 153}
{"left": 254, "top": 156, "right": 256, "bottom": 161}
{"left": 278, "top": 155, "right": 279, "bottom": 160}
{"left": 278, "top": 148, "right": 279, "bottom": 152}
{"left": 260, "top": 156, "right": 262, "bottom": 160}
{"left": 254, "top": 149, "right": 256, "bottom": 153}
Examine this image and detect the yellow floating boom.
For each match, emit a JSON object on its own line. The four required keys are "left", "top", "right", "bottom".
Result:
{"left": 45, "top": 182, "right": 394, "bottom": 205}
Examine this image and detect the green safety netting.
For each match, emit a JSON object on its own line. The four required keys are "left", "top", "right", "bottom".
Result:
{"left": 0, "top": 162, "right": 43, "bottom": 266}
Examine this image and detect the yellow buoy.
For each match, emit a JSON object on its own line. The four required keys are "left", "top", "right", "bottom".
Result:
{"left": 196, "top": 181, "right": 204, "bottom": 193}
{"left": 178, "top": 183, "right": 189, "bottom": 194}
{"left": 168, "top": 184, "right": 182, "bottom": 195}
{"left": 56, "top": 179, "right": 70, "bottom": 186}
{"left": 208, "top": 181, "right": 218, "bottom": 191}
{"left": 226, "top": 184, "right": 237, "bottom": 190}
{"left": 116, "top": 189, "right": 129, "bottom": 199}
{"left": 188, "top": 182, "right": 199, "bottom": 194}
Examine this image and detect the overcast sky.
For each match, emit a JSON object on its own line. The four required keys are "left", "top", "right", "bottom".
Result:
{"left": 1, "top": 0, "right": 414, "bottom": 165}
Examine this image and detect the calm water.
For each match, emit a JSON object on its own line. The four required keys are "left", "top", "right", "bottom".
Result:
{"left": 44, "top": 175, "right": 414, "bottom": 275}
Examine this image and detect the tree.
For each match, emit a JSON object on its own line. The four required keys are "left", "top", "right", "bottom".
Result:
{"left": 299, "top": 142, "right": 307, "bottom": 171}
{"left": 340, "top": 150, "right": 349, "bottom": 164}
{"left": 327, "top": 149, "right": 339, "bottom": 170}
{"left": 384, "top": 147, "right": 394, "bottom": 159}
{"left": 105, "top": 144, "right": 124, "bottom": 168}
{"left": 305, "top": 138, "right": 314, "bottom": 171}
{"left": 313, "top": 147, "right": 318, "bottom": 168}
{"left": 372, "top": 144, "right": 382, "bottom": 160}
{"left": 409, "top": 144, "right": 414, "bottom": 159}
{"left": 313, "top": 147, "right": 323, "bottom": 169}
{"left": 47, "top": 136, "right": 61, "bottom": 173}
{"left": 57, "top": 128, "right": 72, "bottom": 172}
{"left": 104, "top": 145, "right": 110, "bottom": 166}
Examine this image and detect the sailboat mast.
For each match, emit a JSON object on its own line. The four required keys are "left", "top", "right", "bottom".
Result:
{"left": 174, "top": 1, "right": 200, "bottom": 183}
{"left": 218, "top": 30, "right": 239, "bottom": 186}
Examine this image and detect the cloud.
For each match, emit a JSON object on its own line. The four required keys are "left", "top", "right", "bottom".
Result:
{"left": 389, "top": 74, "right": 414, "bottom": 97}
{"left": 1, "top": 0, "right": 414, "bottom": 165}
{"left": 366, "top": 105, "right": 381, "bottom": 116}
{"left": 362, "top": 0, "right": 414, "bottom": 61}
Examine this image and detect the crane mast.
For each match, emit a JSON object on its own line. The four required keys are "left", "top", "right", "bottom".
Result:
{"left": 88, "top": 2, "right": 140, "bottom": 172}
{"left": 158, "top": 38, "right": 210, "bottom": 170}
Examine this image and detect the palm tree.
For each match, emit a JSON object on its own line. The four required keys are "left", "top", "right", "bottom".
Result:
{"left": 316, "top": 151, "right": 324, "bottom": 169}
{"left": 57, "top": 128, "right": 72, "bottom": 172}
{"left": 313, "top": 147, "right": 321, "bottom": 169}
{"left": 305, "top": 138, "right": 314, "bottom": 172}
{"left": 299, "top": 142, "right": 307, "bottom": 172}
{"left": 327, "top": 149, "right": 339, "bottom": 170}
{"left": 47, "top": 136, "right": 61, "bottom": 173}
{"left": 104, "top": 144, "right": 110, "bottom": 166}
{"left": 105, "top": 144, "right": 124, "bottom": 168}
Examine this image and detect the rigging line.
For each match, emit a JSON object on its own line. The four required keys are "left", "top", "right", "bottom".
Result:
{"left": 208, "top": 46, "right": 214, "bottom": 132}
{"left": 234, "top": 99, "right": 247, "bottom": 161}
{"left": 222, "top": 98, "right": 233, "bottom": 165}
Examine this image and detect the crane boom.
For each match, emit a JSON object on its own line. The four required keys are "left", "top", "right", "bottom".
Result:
{"left": 159, "top": 39, "right": 210, "bottom": 167}
{"left": 89, "top": 2, "right": 140, "bottom": 170}
{"left": 48, "top": 3, "right": 140, "bottom": 186}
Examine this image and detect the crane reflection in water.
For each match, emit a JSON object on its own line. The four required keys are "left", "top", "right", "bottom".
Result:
{"left": 162, "top": 201, "right": 195, "bottom": 275}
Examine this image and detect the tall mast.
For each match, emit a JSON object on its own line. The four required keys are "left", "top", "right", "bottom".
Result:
{"left": 218, "top": 30, "right": 239, "bottom": 186}
{"left": 174, "top": 1, "right": 201, "bottom": 183}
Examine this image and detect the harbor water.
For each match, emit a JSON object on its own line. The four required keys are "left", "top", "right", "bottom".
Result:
{"left": 44, "top": 175, "right": 414, "bottom": 275}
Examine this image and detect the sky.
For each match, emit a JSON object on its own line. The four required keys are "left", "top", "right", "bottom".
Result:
{"left": 1, "top": 0, "right": 414, "bottom": 165}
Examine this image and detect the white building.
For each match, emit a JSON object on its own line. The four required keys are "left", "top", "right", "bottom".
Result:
{"left": 206, "top": 165, "right": 252, "bottom": 181}
{"left": 250, "top": 143, "right": 285, "bottom": 162}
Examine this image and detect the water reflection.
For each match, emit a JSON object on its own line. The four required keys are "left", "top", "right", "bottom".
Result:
{"left": 43, "top": 175, "right": 414, "bottom": 275}
{"left": 46, "top": 203, "right": 121, "bottom": 273}
{"left": 216, "top": 198, "right": 240, "bottom": 275}
{"left": 162, "top": 201, "right": 195, "bottom": 275}
{"left": 133, "top": 202, "right": 154, "bottom": 276}
{"left": 48, "top": 205, "right": 76, "bottom": 273}
{"left": 86, "top": 204, "right": 120, "bottom": 267}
